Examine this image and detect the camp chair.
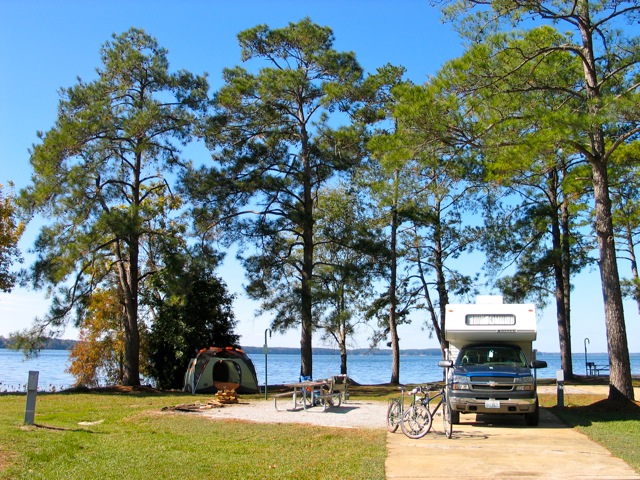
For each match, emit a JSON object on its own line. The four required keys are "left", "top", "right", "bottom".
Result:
{"left": 320, "top": 374, "right": 349, "bottom": 408}
{"left": 299, "top": 375, "right": 312, "bottom": 393}
{"left": 297, "top": 375, "right": 315, "bottom": 406}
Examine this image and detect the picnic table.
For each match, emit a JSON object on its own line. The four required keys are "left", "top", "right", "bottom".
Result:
{"left": 274, "top": 380, "right": 327, "bottom": 411}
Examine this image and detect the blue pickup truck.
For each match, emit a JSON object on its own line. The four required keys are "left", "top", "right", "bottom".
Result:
{"left": 442, "top": 343, "right": 547, "bottom": 426}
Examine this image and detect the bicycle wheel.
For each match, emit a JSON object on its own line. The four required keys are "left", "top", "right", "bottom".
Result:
{"left": 387, "top": 400, "right": 402, "bottom": 433}
{"left": 443, "top": 399, "right": 453, "bottom": 439}
{"left": 401, "top": 404, "right": 432, "bottom": 439}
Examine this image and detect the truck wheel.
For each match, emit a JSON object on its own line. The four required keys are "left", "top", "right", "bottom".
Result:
{"left": 451, "top": 410, "right": 460, "bottom": 425}
{"left": 524, "top": 401, "right": 539, "bottom": 427}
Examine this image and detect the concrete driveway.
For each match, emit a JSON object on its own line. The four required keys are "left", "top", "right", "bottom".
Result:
{"left": 385, "top": 406, "right": 639, "bottom": 479}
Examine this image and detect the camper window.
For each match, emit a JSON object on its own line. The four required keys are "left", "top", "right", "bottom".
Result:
{"left": 465, "top": 314, "right": 516, "bottom": 326}
{"left": 457, "top": 345, "right": 526, "bottom": 367}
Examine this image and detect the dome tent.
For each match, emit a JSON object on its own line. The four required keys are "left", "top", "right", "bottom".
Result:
{"left": 183, "top": 347, "right": 259, "bottom": 394}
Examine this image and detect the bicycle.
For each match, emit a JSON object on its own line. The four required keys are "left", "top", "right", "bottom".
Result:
{"left": 386, "top": 386, "right": 408, "bottom": 433}
{"left": 399, "top": 386, "right": 431, "bottom": 438}
{"left": 388, "top": 385, "right": 430, "bottom": 438}
{"left": 400, "top": 382, "right": 453, "bottom": 439}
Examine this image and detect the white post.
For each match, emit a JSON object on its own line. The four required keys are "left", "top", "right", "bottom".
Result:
{"left": 556, "top": 369, "right": 565, "bottom": 408}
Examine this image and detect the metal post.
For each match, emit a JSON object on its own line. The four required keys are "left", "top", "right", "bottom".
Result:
{"left": 264, "top": 329, "right": 271, "bottom": 400}
{"left": 556, "top": 369, "right": 564, "bottom": 408}
{"left": 24, "top": 371, "right": 39, "bottom": 425}
{"left": 584, "top": 337, "right": 590, "bottom": 376}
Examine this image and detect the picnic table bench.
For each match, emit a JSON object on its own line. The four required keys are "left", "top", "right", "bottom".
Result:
{"left": 587, "top": 361, "right": 609, "bottom": 377}
{"left": 273, "top": 390, "right": 299, "bottom": 411}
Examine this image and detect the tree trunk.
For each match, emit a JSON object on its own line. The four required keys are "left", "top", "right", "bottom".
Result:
{"left": 577, "top": 3, "right": 634, "bottom": 401}
{"left": 340, "top": 345, "right": 348, "bottom": 376}
{"left": 388, "top": 170, "right": 400, "bottom": 384}
{"left": 560, "top": 173, "right": 573, "bottom": 379}
{"left": 340, "top": 293, "right": 348, "bottom": 375}
{"left": 413, "top": 229, "right": 445, "bottom": 357}
{"left": 116, "top": 238, "right": 141, "bottom": 386}
{"left": 300, "top": 240, "right": 314, "bottom": 379}
{"left": 549, "top": 169, "right": 573, "bottom": 379}
{"left": 591, "top": 159, "right": 634, "bottom": 400}
{"left": 432, "top": 203, "right": 450, "bottom": 356}
{"left": 300, "top": 135, "right": 314, "bottom": 380}
{"left": 122, "top": 307, "right": 140, "bottom": 386}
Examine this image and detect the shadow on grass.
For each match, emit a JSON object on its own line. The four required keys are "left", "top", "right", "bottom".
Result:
{"left": 550, "top": 398, "right": 640, "bottom": 427}
{"left": 31, "top": 423, "right": 104, "bottom": 434}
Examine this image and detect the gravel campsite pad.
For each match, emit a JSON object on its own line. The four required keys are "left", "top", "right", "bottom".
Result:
{"left": 189, "top": 399, "right": 388, "bottom": 429}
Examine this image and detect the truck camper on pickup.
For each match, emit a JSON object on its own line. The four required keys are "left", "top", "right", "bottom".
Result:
{"left": 440, "top": 296, "right": 547, "bottom": 426}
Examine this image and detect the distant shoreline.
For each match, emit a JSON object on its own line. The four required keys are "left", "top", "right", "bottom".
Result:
{"left": 0, "top": 338, "right": 615, "bottom": 356}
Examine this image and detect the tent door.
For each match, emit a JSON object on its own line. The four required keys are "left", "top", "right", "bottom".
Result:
{"left": 212, "top": 359, "right": 242, "bottom": 385}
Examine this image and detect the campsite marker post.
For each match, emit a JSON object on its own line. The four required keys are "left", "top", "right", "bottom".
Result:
{"left": 556, "top": 369, "right": 565, "bottom": 408}
{"left": 24, "top": 371, "right": 39, "bottom": 425}
{"left": 264, "top": 329, "right": 272, "bottom": 400}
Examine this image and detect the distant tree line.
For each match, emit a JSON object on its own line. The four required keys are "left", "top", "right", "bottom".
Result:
{"left": 0, "top": 336, "right": 76, "bottom": 350}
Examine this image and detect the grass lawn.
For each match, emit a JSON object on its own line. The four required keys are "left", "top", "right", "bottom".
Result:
{"left": 0, "top": 389, "right": 386, "bottom": 480}
{"left": 1, "top": 382, "right": 638, "bottom": 479}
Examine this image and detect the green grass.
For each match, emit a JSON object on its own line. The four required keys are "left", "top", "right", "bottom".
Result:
{"left": 2, "top": 384, "right": 639, "bottom": 479}
{"left": 0, "top": 390, "right": 386, "bottom": 480}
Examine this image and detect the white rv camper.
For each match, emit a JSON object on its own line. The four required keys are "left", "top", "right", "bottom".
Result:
{"left": 441, "top": 296, "right": 547, "bottom": 426}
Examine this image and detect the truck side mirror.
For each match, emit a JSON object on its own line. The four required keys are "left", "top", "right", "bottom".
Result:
{"left": 531, "top": 360, "right": 547, "bottom": 369}
{"left": 438, "top": 360, "right": 453, "bottom": 368}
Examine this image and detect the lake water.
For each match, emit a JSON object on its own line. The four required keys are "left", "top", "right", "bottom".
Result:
{"left": 1, "top": 348, "right": 639, "bottom": 392}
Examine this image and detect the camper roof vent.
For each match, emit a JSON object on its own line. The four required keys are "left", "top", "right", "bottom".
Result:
{"left": 476, "top": 295, "right": 503, "bottom": 304}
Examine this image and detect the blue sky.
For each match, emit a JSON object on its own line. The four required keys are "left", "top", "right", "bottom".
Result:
{"left": 0, "top": 0, "right": 635, "bottom": 354}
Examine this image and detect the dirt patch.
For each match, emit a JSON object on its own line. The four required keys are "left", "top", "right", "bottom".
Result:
{"left": 0, "top": 447, "right": 17, "bottom": 474}
{"left": 162, "top": 400, "right": 226, "bottom": 412}
{"left": 186, "top": 398, "right": 388, "bottom": 429}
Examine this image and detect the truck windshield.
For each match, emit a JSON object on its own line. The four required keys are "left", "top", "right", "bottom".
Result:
{"left": 457, "top": 345, "right": 527, "bottom": 367}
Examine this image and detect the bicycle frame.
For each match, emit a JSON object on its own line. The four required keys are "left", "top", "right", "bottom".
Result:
{"left": 427, "top": 383, "right": 453, "bottom": 438}
{"left": 402, "top": 383, "right": 453, "bottom": 439}
{"left": 425, "top": 387, "right": 445, "bottom": 416}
